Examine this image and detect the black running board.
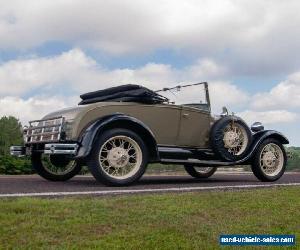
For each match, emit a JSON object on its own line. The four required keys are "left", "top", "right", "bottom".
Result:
{"left": 160, "top": 158, "right": 238, "bottom": 167}
{"left": 157, "top": 146, "right": 215, "bottom": 161}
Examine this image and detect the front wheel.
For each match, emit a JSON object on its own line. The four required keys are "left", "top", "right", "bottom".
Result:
{"left": 87, "top": 128, "right": 148, "bottom": 186}
{"left": 251, "top": 139, "right": 287, "bottom": 182}
{"left": 184, "top": 165, "right": 217, "bottom": 178}
{"left": 31, "top": 154, "right": 82, "bottom": 181}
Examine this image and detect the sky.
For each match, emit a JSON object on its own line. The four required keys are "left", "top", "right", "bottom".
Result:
{"left": 0, "top": 0, "right": 299, "bottom": 145}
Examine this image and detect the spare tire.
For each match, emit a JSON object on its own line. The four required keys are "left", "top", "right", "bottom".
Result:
{"left": 210, "top": 116, "right": 252, "bottom": 161}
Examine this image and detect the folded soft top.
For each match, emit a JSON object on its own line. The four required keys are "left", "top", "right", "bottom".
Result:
{"left": 79, "top": 84, "right": 169, "bottom": 105}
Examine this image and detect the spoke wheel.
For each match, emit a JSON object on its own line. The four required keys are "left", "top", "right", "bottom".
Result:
{"left": 43, "top": 155, "right": 76, "bottom": 175}
{"left": 251, "top": 138, "right": 287, "bottom": 182}
{"left": 259, "top": 143, "right": 284, "bottom": 177}
{"left": 31, "top": 153, "right": 82, "bottom": 181}
{"left": 223, "top": 122, "right": 248, "bottom": 156}
{"left": 184, "top": 165, "right": 217, "bottom": 178}
{"left": 87, "top": 128, "right": 148, "bottom": 186}
{"left": 99, "top": 136, "right": 142, "bottom": 180}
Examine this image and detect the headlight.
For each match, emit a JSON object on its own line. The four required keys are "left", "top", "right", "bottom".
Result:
{"left": 62, "top": 119, "right": 75, "bottom": 140}
{"left": 251, "top": 122, "right": 264, "bottom": 132}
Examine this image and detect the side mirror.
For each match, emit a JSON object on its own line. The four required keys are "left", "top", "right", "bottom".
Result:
{"left": 251, "top": 122, "right": 264, "bottom": 132}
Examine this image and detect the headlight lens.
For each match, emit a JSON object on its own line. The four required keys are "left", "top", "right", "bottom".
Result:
{"left": 62, "top": 119, "right": 75, "bottom": 140}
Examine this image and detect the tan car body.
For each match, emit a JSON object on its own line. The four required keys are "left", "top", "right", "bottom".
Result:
{"left": 45, "top": 102, "right": 213, "bottom": 148}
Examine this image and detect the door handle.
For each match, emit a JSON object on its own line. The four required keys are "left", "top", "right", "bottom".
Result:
{"left": 182, "top": 113, "right": 189, "bottom": 118}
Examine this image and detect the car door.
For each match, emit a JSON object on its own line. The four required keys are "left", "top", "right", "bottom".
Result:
{"left": 176, "top": 105, "right": 211, "bottom": 148}
{"left": 124, "top": 103, "right": 182, "bottom": 146}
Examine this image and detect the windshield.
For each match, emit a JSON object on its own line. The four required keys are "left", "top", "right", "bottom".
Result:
{"left": 159, "top": 83, "right": 210, "bottom": 112}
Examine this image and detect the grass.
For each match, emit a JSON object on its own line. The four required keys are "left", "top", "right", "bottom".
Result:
{"left": 0, "top": 187, "right": 299, "bottom": 249}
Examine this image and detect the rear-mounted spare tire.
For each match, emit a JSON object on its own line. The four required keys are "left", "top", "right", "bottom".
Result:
{"left": 210, "top": 116, "right": 252, "bottom": 161}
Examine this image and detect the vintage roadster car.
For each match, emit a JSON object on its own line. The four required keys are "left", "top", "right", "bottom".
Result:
{"left": 10, "top": 82, "right": 288, "bottom": 186}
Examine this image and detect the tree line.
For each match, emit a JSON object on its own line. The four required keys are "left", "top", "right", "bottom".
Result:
{"left": 287, "top": 147, "right": 300, "bottom": 170}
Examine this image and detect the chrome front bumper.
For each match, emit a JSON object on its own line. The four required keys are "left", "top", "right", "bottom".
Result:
{"left": 10, "top": 143, "right": 78, "bottom": 156}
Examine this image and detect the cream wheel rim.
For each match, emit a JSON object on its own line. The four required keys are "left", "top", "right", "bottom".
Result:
{"left": 260, "top": 143, "right": 284, "bottom": 177}
{"left": 43, "top": 156, "right": 76, "bottom": 175}
{"left": 223, "top": 123, "right": 249, "bottom": 156}
{"left": 99, "top": 136, "right": 142, "bottom": 180}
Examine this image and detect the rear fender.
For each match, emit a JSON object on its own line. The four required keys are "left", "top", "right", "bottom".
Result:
{"left": 76, "top": 114, "right": 159, "bottom": 161}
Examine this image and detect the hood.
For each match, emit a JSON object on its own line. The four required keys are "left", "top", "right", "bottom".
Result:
{"left": 42, "top": 106, "right": 87, "bottom": 121}
{"left": 41, "top": 102, "right": 118, "bottom": 121}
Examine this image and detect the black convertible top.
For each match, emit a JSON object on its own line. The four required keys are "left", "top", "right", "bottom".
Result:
{"left": 79, "top": 84, "right": 169, "bottom": 105}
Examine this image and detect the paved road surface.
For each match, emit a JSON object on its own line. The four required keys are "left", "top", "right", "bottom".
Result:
{"left": 0, "top": 172, "right": 299, "bottom": 197}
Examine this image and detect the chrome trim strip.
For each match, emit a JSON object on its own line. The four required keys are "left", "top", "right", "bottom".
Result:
{"left": 44, "top": 143, "right": 78, "bottom": 155}
{"left": 29, "top": 116, "right": 64, "bottom": 123}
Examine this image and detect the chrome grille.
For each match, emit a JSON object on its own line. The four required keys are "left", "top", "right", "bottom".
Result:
{"left": 24, "top": 117, "right": 64, "bottom": 143}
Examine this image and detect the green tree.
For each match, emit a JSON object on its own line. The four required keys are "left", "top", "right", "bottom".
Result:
{"left": 0, "top": 116, "right": 23, "bottom": 155}
{"left": 286, "top": 147, "right": 300, "bottom": 170}
{"left": 0, "top": 116, "right": 33, "bottom": 174}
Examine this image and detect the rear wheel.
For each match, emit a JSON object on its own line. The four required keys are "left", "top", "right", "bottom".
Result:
{"left": 251, "top": 139, "right": 287, "bottom": 182}
{"left": 184, "top": 165, "right": 217, "bottom": 178}
{"left": 31, "top": 154, "right": 82, "bottom": 181}
{"left": 87, "top": 128, "right": 148, "bottom": 186}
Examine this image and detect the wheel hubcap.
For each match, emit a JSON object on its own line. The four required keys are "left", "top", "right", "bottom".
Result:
{"left": 223, "top": 123, "right": 248, "bottom": 155}
{"left": 99, "top": 136, "right": 142, "bottom": 180}
{"left": 260, "top": 143, "right": 284, "bottom": 176}
{"left": 107, "top": 147, "right": 130, "bottom": 168}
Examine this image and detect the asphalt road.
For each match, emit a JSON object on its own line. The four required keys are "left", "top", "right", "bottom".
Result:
{"left": 0, "top": 172, "right": 299, "bottom": 197}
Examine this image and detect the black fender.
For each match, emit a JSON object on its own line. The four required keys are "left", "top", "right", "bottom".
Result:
{"left": 252, "top": 130, "right": 289, "bottom": 145}
{"left": 235, "top": 130, "right": 289, "bottom": 164}
{"left": 76, "top": 114, "right": 159, "bottom": 161}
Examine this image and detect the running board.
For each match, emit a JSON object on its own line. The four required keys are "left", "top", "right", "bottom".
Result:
{"left": 157, "top": 146, "right": 215, "bottom": 160}
{"left": 160, "top": 158, "right": 237, "bottom": 167}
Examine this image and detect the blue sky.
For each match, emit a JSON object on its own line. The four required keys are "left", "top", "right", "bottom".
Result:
{"left": 0, "top": 0, "right": 299, "bottom": 145}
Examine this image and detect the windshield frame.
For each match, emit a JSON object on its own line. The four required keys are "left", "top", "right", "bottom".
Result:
{"left": 157, "top": 82, "right": 211, "bottom": 113}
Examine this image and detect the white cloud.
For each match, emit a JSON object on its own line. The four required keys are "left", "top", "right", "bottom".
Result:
{"left": 0, "top": 96, "right": 73, "bottom": 124}
{"left": 0, "top": 48, "right": 96, "bottom": 96}
{"left": 1, "top": 1, "right": 300, "bottom": 75}
{"left": 252, "top": 72, "right": 300, "bottom": 110}
{"left": 238, "top": 110, "right": 298, "bottom": 125}
{"left": 182, "top": 59, "right": 227, "bottom": 80}
{"left": 1, "top": 49, "right": 228, "bottom": 96}
{"left": 209, "top": 81, "right": 249, "bottom": 112}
